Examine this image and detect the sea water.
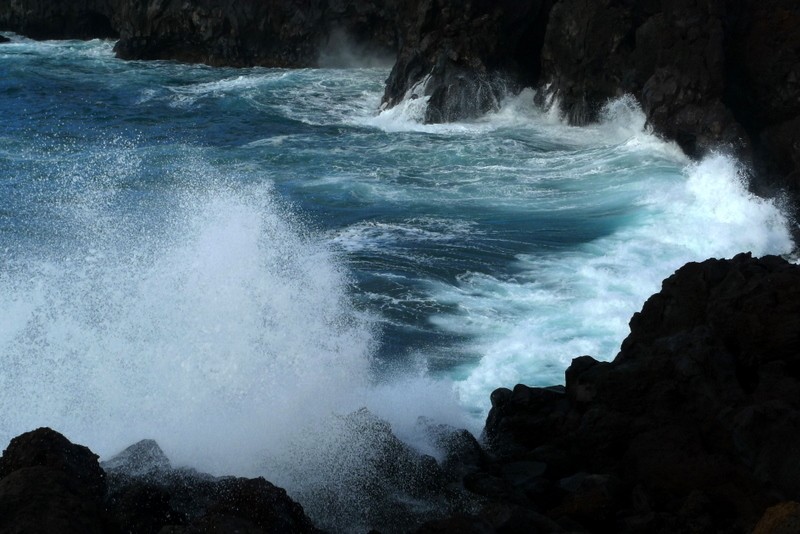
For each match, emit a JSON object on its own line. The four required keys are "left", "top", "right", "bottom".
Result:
{"left": 0, "top": 36, "right": 795, "bottom": 525}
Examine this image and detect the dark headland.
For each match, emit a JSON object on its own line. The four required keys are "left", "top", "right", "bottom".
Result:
{"left": 2, "top": 1, "right": 800, "bottom": 532}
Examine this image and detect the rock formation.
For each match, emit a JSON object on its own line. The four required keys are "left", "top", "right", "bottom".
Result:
{"left": 381, "top": 0, "right": 552, "bottom": 122}
{"left": 535, "top": 0, "right": 800, "bottom": 219}
{"left": 418, "top": 253, "right": 800, "bottom": 532}
{"left": 382, "top": 0, "right": 800, "bottom": 221}
{"left": 1, "top": 0, "right": 797, "bottom": 205}
{"left": 0, "top": 0, "right": 117, "bottom": 40}
{"left": 2, "top": 254, "right": 799, "bottom": 532}
{"left": 0, "top": 428, "right": 320, "bottom": 533}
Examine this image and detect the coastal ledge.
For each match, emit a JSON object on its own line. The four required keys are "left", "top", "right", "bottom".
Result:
{"left": 2, "top": 253, "right": 800, "bottom": 533}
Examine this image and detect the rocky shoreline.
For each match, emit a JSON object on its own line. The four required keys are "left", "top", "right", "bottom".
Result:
{"left": 1, "top": 0, "right": 798, "bottom": 220}
{"left": 2, "top": 1, "right": 800, "bottom": 532}
{"left": 2, "top": 253, "right": 800, "bottom": 533}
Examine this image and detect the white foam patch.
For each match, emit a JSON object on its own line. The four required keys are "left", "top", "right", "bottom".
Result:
{"left": 445, "top": 150, "right": 794, "bottom": 409}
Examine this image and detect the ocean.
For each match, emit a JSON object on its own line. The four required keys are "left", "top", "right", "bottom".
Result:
{"left": 0, "top": 36, "right": 794, "bottom": 527}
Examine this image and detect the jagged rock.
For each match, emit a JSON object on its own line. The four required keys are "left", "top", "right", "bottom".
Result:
{"left": 429, "top": 254, "right": 800, "bottom": 532}
{"left": 0, "top": 427, "right": 106, "bottom": 497}
{"left": 0, "top": 428, "right": 108, "bottom": 533}
{"left": 111, "top": 0, "right": 401, "bottom": 67}
{"left": 0, "top": 429, "right": 319, "bottom": 533}
{"left": 538, "top": 0, "right": 800, "bottom": 218}
{"left": 105, "top": 461, "right": 320, "bottom": 534}
{"left": 382, "top": 0, "right": 552, "bottom": 123}
{"left": 0, "top": 34, "right": 10, "bottom": 43}
{"left": 101, "top": 438, "right": 171, "bottom": 477}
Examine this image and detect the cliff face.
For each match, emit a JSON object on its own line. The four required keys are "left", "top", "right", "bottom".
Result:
{"left": 537, "top": 0, "right": 800, "bottom": 209}
{"left": 0, "top": 0, "right": 117, "bottom": 39}
{"left": 112, "top": 0, "right": 401, "bottom": 67}
{"left": 441, "top": 253, "right": 800, "bottom": 533}
{"left": 380, "top": 0, "right": 800, "bottom": 216}
{"left": 0, "top": 0, "right": 399, "bottom": 67}
{"left": 2, "top": 0, "right": 797, "bottom": 197}
{"left": 381, "top": 0, "right": 552, "bottom": 122}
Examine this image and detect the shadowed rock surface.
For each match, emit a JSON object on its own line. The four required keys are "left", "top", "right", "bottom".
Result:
{"left": 418, "top": 253, "right": 800, "bottom": 533}
{"left": 0, "top": 429, "right": 320, "bottom": 534}
{"left": 381, "top": 0, "right": 552, "bottom": 123}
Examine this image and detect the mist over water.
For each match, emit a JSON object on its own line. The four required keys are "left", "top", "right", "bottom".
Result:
{"left": 0, "top": 37, "right": 795, "bottom": 528}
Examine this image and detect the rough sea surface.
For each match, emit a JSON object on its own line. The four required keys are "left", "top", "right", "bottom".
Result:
{"left": 0, "top": 36, "right": 795, "bottom": 527}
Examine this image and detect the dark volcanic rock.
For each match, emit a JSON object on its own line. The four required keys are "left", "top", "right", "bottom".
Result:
{"left": 112, "top": 0, "right": 401, "bottom": 67}
{"left": 111, "top": 0, "right": 327, "bottom": 67}
{"left": 458, "top": 253, "right": 800, "bottom": 533}
{"left": 382, "top": 0, "right": 553, "bottom": 123}
{"left": 0, "top": 0, "right": 117, "bottom": 40}
{"left": 0, "top": 34, "right": 10, "bottom": 43}
{"left": 0, "top": 428, "right": 319, "bottom": 534}
{"left": 0, "top": 428, "right": 108, "bottom": 533}
{"left": 538, "top": 0, "right": 800, "bottom": 215}
{"left": 103, "top": 444, "right": 320, "bottom": 534}
{"left": 0, "top": 0, "right": 399, "bottom": 67}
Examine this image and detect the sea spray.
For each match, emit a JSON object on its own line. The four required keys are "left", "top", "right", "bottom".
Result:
{"left": 0, "top": 143, "right": 467, "bottom": 531}
{"left": 2, "top": 39, "right": 797, "bottom": 531}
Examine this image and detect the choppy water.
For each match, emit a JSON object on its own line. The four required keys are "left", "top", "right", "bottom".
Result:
{"left": 0, "top": 35, "right": 795, "bottom": 527}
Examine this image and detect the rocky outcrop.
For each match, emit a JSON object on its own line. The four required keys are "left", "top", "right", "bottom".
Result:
{"left": 111, "top": 0, "right": 402, "bottom": 67}
{"left": 3, "top": 254, "right": 800, "bottom": 532}
{"left": 0, "top": 0, "right": 399, "bottom": 66}
{"left": 538, "top": 0, "right": 800, "bottom": 217}
{"left": 381, "top": 0, "right": 552, "bottom": 122}
{"left": 0, "top": 428, "right": 109, "bottom": 533}
{"left": 3, "top": 0, "right": 797, "bottom": 199}
{"left": 0, "top": 428, "right": 319, "bottom": 534}
{"left": 419, "top": 253, "right": 800, "bottom": 533}
{"left": 381, "top": 0, "right": 800, "bottom": 214}
{"left": 0, "top": 0, "right": 117, "bottom": 40}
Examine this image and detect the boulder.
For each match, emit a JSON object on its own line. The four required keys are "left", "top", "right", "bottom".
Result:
{"left": 435, "top": 254, "right": 800, "bottom": 532}
{"left": 0, "top": 428, "right": 108, "bottom": 533}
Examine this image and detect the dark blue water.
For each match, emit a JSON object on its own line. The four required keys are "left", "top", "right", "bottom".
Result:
{"left": 0, "top": 36, "right": 794, "bottom": 526}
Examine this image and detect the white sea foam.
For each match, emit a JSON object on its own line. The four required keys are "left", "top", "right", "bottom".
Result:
{"left": 0, "top": 143, "right": 469, "bottom": 495}
{"left": 443, "top": 150, "right": 794, "bottom": 410}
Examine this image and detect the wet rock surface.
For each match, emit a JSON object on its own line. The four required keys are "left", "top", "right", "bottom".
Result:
{"left": 537, "top": 0, "right": 800, "bottom": 222}
{"left": 381, "top": 0, "right": 552, "bottom": 123}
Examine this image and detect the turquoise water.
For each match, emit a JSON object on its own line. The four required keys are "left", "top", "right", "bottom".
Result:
{"left": 0, "top": 36, "right": 794, "bottom": 520}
